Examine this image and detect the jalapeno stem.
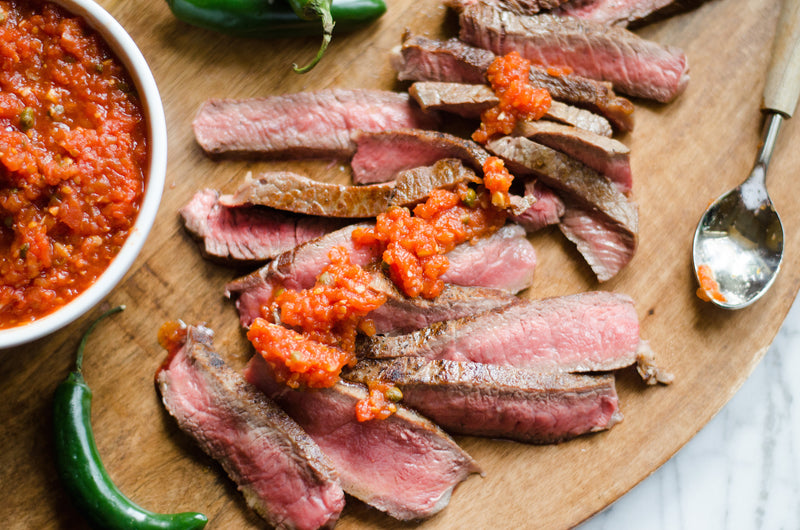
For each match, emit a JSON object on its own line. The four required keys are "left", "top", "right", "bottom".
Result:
{"left": 288, "top": 0, "right": 335, "bottom": 73}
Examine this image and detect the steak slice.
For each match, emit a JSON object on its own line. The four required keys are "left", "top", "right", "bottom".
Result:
{"left": 409, "top": 81, "right": 613, "bottom": 137}
{"left": 513, "top": 120, "right": 632, "bottom": 193}
{"left": 226, "top": 223, "right": 380, "bottom": 327}
{"left": 227, "top": 223, "right": 536, "bottom": 328}
{"left": 156, "top": 324, "right": 345, "bottom": 530}
{"left": 451, "top": 0, "right": 690, "bottom": 102}
{"left": 180, "top": 189, "right": 350, "bottom": 265}
{"left": 392, "top": 34, "right": 634, "bottom": 131}
{"left": 510, "top": 180, "right": 565, "bottom": 232}
{"left": 218, "top": 159, "right": 481, "bottom": 218}
{"left": 356, "top": 291, "right": 642, "bottom": 373}
{"left": 559, "top": 205, "right": 637, "bottom": 281}
{"left": 487, "top": 135, "right": 637, "bottom": 280}
{"left": 556, "top": 0, "right": 710, "bottom": 29}
{"left": 366, "top": 271, "right": 519, "bottom": 334}
{"left": 225, "top": 219, "right": 536, "bottom": 326}
{"left": 343, "top": 357, "right": 623, "bottom": 443}
{"left": 350, "top": 128, "right": 490, "bottom": 184}
{"left": 439, "top": 223, "right": 537, "bottom": 292}
{"left": 193, "top": 89, "right": 438, "bottom": 158}
{"left": 244, "top": 355, "right": 481, "bottom": 521}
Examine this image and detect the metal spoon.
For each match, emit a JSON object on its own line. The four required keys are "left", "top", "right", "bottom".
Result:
{"left": 692, "top": 0, "right": 800, "bottom": 309}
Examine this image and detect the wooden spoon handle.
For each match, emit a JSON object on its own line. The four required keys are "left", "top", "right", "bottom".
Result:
{"left": 763, "top": 0, "right": 800, "bottom": 117}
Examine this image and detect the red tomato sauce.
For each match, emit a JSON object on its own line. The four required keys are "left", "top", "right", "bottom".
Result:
{"left": 472, "top": 51, "right": 551, "bottom": 144}
{"left": 0, "top": 1, "right": 147, "bottom": 329}
{"left": 353, "top": 184, "right": 507, "bottom": 299}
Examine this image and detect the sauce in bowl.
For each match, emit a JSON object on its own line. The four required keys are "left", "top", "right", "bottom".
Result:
{"left": 0, "top": 0, "right": 147, "bottom": 329}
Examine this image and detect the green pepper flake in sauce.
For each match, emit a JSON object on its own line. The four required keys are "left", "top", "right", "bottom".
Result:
{"left": 19, "top": 107, "right": 35, "bottom": 131}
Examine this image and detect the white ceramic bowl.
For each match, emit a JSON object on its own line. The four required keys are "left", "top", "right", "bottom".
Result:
{"left": 0, "top": 0, "right": 166, "bottom": 348}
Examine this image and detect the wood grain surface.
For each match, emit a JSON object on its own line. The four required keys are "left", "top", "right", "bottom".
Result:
{"left": 3, "top": 0, "right": 800, "bottom": 528}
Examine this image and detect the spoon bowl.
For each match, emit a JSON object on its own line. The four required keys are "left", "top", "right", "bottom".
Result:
{"left": 692, "top": 147, "right": 784, "bottom": 308}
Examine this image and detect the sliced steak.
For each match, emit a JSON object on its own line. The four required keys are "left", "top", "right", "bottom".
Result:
{"left": 193, "top": 89, "right": 438, "bottom": 158}
{"left": 392, "top": 34, "right": 634, "bottom": 131}
{"left": 480, "top": 0, "right": 573, "bottom": 14}
{"left": 227, "top": 223, "right": 536, "bottom": 328}
{"left": 487, "top": 135, "right": 637, "bottom": 280}
{"left": 219, "top": 159, "right": 481, "bottom": 218}
{"left": 343, "top": 357, "right": 622, "bottom": 443}
{"left": 351, "top": 129, "right": 490, "bottom": 184}
{"left": 559, "top": 205, "right": 636, "bottom": 281}
{"left": 180, "top": 189, "right": 350, "bottom": 265}
{"left": 226, "top": 223, "right": 380, "bottom": 327}
{"left": 451, "top": 0, "right": 690, "bottom": 102}
{"left": 156, "top": 324, "right": 344, "bottom": 530}
{"left": 514, "top": 120, "right": 632, "bottom": 193}
{"left": 440, "top": 223, "right": 537, "bottom": 292}
{"left": 244, "top": 355, "right": 481, "bottom": 521}
{"left": 367, "top": 272, "right": 519, "bottom": 335}
{"left": 356, "top": 291, "right": 642, "bottom": 373}
{"left": 409, "top": 81, "right": 613, "bottom": 137}
{"left": 510, "top": 180, "right": 565, "bottom": 232}
{"left": 556, "top": 0, "right": 710, "bottom": 29}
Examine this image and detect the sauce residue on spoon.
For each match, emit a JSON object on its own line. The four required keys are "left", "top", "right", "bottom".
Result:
{"left": 695, "top": 264, "right": 727, "bottom": 303}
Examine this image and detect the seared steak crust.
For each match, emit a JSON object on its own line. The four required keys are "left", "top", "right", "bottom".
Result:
{"left": 451, "top": 0, "right": 689, "bottom": 102}
{"left": 218, "top": 159, "right": 481, "bottom": 218}
{"left": 393, "top": 34, "right": 634, "bottom": 131}
{"left": 357, "top": 291, "right": 642, "bottom": 373}
{"left": 344, "top": 357, "right": 623, "bottom": 443}
{"left": 487, "top": 135, "right": 637, "bottom": 280}
{"left": 409, "top": 81, "right": 613, "bottom": 137}
{"left": 245, "top": 356, "right": 481, "bottom": 521}
{"left": 156, "top": 325, "right": 345, "bottom": 530}
{"left": 180, "top": 189, "right": 350, "bottom": 264}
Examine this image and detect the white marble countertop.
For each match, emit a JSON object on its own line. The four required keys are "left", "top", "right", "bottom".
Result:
{"left": 579, "top": 295, "right": 800, "bottom": 530}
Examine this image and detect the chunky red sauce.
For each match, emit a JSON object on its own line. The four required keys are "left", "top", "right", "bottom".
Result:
{"left": 696, "top": 264, "right": 726, "bottom": 303}
{"left": 353, "top": 184, "right": 506, "bottom": 299}
{"left": 0, "top": 1, "right": 147, "bottom": 328}
{"left": 482, "top": 156, "right": 514, "bottom": 209}
{"left": 472, "top": 51, "right": 551, "bottom": 144}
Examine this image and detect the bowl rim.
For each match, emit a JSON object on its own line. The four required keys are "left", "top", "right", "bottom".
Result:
{"left": 0, "top": 0, "right": 167, "bottom": 349}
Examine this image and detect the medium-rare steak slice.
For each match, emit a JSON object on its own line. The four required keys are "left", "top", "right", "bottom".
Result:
{"left": 487, "top": 135, "right": 637, "bottom": 280}
{"left": 227, "top": 222, "right": 537, "bottom": 328}
{"left": 180, "top": 189, "right": 351, "bottom": 264}
{"left": 356, "top": 291, "right": 642, "bottom": 373}
{"left": 218, "top": 159, "right": 481, "bottom": 218}
{"left": 350, "top": 129, "right": 490, "bottom": 184}
{"left": 156, "top": 324, "right": 345, "bottom": 530}
{"left": 510, "top": 180, "right": 565, "bottom": 232}
{"left": 244, "top": 355, "right": 481, "bottom": 521}
{"left": 193, "top": 89, "right": 438, "bottom": 158}
{"left": 343, "top": 357, "right": 622, "bottom": 443}
{"left": 366, "top": 271, "right": 518, "bottom": 334}
{"left": 556, "top": 0, "right": 710, "bottom": 29}
{"left": 392, "top": 34, "right": 634, "bottom": 131}
{"left": 439, "top": 223, "right": 536, "bottom": 292}
{"left": 409, "top": 81, "right": 613, "bottom": 137}
{"left": 513, "top": 120, "right": 632, "bottom": 193}
{"left": 559, "top": 205, "right": 637, "bottom": 281}
{"left": 226, "top": 223, "right": 379, "bottom": 327}
{"left": 451, "top": 0, "right": 690, "bottom": 102}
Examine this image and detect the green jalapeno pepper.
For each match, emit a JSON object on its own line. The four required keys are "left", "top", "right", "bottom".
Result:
{"left": 166, "top": 0, "right": 387, "bottom": 72}
{"left": 53, "top": 306, "right": 208, "bottom": 530}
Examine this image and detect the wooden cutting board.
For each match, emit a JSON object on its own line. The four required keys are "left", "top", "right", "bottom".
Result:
{"left": 3, "top": 0, "right": 800, "bottom": 528}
